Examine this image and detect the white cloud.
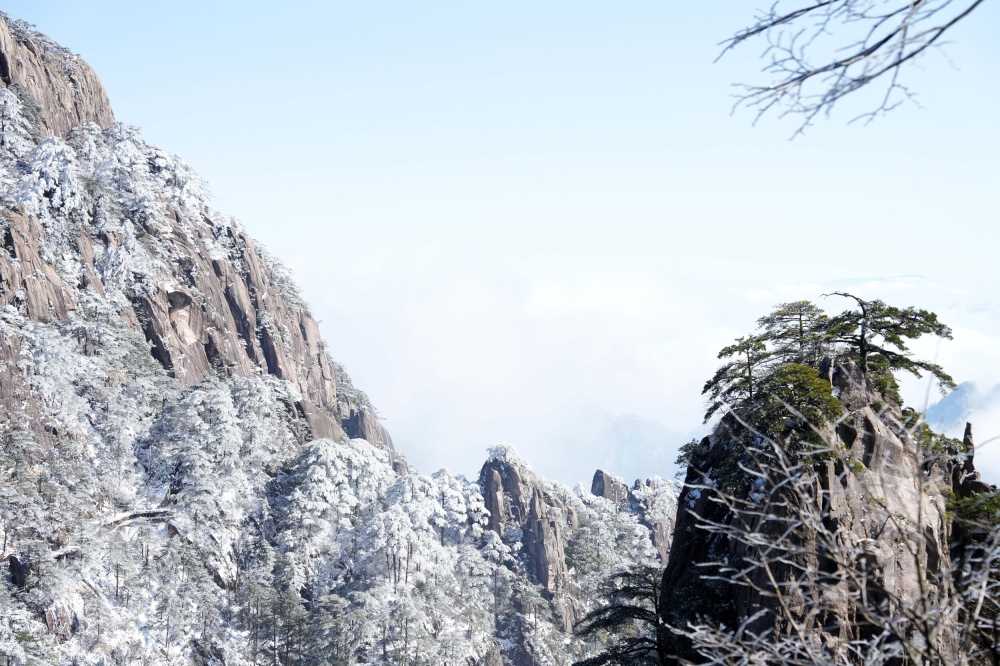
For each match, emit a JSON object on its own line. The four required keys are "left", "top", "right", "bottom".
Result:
{"left": 293, "top": 257, "right": 1000, "bottom": 485}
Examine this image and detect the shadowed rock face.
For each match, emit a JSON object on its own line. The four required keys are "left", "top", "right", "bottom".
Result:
{"left": 0, "top": 14, "right": 114, "bottom": 136}
{"left": 657, "top": 363, "right": 997, "bottom": 663}
{"left": 7, "top": 554, "right": 29, "bottom": 588}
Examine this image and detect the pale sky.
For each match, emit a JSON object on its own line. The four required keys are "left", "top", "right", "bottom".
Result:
{"left": 9, "top": 1, "right": 999, "bottom": 484}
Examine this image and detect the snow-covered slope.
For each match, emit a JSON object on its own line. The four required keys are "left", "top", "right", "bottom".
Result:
{"left": 0, "top": 15, "right": 676, "bottom": 665}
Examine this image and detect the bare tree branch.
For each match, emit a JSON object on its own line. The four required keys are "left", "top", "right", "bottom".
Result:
{"left": 722, "top": 0, "right": 987, "bottom": 136}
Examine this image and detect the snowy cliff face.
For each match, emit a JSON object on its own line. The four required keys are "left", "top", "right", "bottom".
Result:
{"left": 0, "top": 52, "right": 388, "bottom": 448}
{"left": 0, "top": 14, "right": 114, "bottom": 136}
{"left": 479, "top": 448, "right": 676, "bottom": 665}
{"left": 0, "top": 16, "right": 676, "bottom": 666}
{"left": 591, "top": 470, "right": 676, "bottom": 562}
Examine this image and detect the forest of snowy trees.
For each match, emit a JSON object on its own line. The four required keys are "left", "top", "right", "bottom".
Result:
{"left": 0, "top": 54, "right": 676, "bottom": 664}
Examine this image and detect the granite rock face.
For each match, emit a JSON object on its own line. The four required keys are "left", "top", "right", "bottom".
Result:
{"left": 480, "top": 452, "right": 574, "bottom": 595}
{"left": 0, "top": 212, "right": 76, "bottom": 321}
{"left": 480, "top": 457, "right": 679, "bottom": 599}
{"left": 118, "top": 219, "right": 360, "bottom": 442}
{"left": 478, "top": 448, "right": 678, "bottom": 662}
{"left": 630, "top": 477, "right": 677, "bottom": 562}
{"left": 0, "top": 14, "right": 114, "bottom": 136}
{"left": 0, "top": 25, "right": 391, "bottom": 448}
{"left": 657, "top": 362, "right": 996, "bottom": 663}
{"left": 591, "top": 469, "right": 630, "bottom": 508}
{"left": 0, "top": 202, "right": 389, "bottom": 446}
{"left": 44, "top": 594, "right": 82, "bottom": 640}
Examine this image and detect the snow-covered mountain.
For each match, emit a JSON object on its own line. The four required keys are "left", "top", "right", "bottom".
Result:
{"left": 0, "top": 13, "right": 675, "bottom": 665}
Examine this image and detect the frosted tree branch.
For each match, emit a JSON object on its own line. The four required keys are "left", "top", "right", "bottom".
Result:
{"left": 722, "top": 0, "right": 987, "bottom": 136}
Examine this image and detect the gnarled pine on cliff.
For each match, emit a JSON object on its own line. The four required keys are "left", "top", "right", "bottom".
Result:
{"left": 658, "top": 298, "right": 998, "bottom": 665}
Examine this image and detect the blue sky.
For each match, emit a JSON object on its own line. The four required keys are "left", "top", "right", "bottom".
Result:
{"left": 9, "top": 1, "right": 1000, "bottom": 484}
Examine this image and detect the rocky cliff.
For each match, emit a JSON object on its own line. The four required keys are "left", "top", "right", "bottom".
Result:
{"left": 591, "top": 470, "right": 676, "bottom": 561}
{"left": 0, "top": 15, "right": 391, "bottom": 451}
{"left": 0, "top": 204, "right": 391, "bottom": 448}
{"left": 482, "top": 453, "right": 678, "bottom": 598}
{"left": 477, "top": 447, "right": 676, "bottom": 664}
{"left": 0, "top": 13, "right": 114, "bottom": 136}
{"left": 481, "top": 450, "right": 575, "bottom": 595}
{"left": 657, "top": 362, "right": 998, "bottom": 663}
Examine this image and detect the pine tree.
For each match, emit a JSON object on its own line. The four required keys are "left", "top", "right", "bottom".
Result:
{"left": 304, "top": 593, "right": 353, "bottom": 665}
{"left": 824, "top": 292, "right": 955, "bottom": 392}
{"left": 702, "top": 334, "right": 769, "bottom": 421}
{"left": 572, "top": 565, "right": 662, "bottom": 666}
{"left": 756, "top": 300, "right": 829, "bottom": 365}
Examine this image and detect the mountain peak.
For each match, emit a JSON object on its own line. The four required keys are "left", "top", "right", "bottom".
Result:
{"left": 0, "top": 12, "right": 114, "bottom": 136}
